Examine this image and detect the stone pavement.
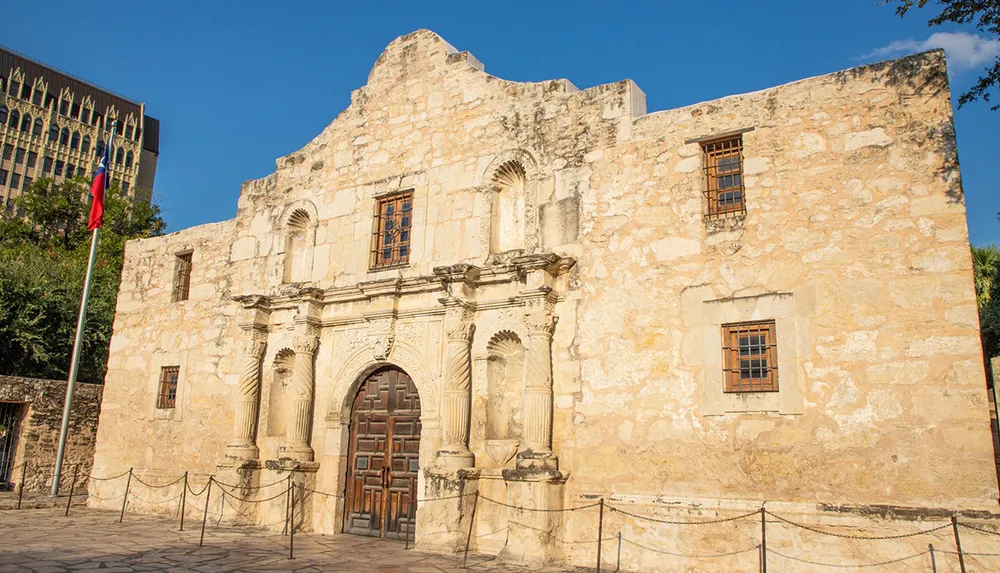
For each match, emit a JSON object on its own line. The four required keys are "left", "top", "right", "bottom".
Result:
{"left": 0, "top": 507, "right": 587, "bottom": 572}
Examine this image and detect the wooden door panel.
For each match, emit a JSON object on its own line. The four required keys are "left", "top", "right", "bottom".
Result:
{"left": 345, "top": 367, "right": 421, "bottom": 540}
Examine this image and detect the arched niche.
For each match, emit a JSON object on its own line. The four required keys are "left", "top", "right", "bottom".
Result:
{"left": 266, "top": 348, "right": 295, "bottom": 437}
{"left": 278, "top": 200, "right": 319, "bottom": 283}
{"left": 485, "top": 330, "right": 524, "bottom": 440}
{"left": 478, "top": 149, "right": 540, "bottom": 258}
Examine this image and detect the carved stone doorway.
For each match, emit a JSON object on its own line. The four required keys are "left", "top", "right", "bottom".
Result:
{"left": 343, "top": 366, "right": 420, "bottom": 540}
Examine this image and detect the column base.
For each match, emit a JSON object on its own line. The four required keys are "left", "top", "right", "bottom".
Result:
{"left": 434, "top": 447, "right": 476, "bottom": 469}
{"left": 419, "top": 468, "right": 480, "bottom": 553}
{"left": 215, "top": 459, "right": 262, "bottom": 526}
{"left": 498, "top": 468, "right": 568, "bottom": 566}
{"left": 224, "top": 442, "right": 259, "bottom": 461}
{"left": 277, "top": 443, "right": 315, "bottom": 462}
{"left": 515, "top": 449, "right": 558, "bottom": 470}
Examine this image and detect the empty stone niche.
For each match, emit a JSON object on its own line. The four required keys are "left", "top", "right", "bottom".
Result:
{"left": 490, "top": 161, "right": 527, "bottom": 253}
{"left": 266, "top": 349, "right": 295, "bottom": 437}
{"left": 485, "top": 330, "right": 524, "bottom": 467}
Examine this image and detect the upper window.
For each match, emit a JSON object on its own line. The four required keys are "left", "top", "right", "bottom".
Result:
{"left": 2, "top": 144, "right": 11, "bottom": 161}
{"left": 702, "top": 136, "right": 745, "bottom": 218}
{"left": 20, "top": 83, "right": 30, "bottom": 100}
{"left": 59, "top": 99, "right": 69, "bottom": 116}
{"left": 722, "top": 320, "right": 777, "bottom": 393}
{"left": 32, "top": 118, "right": 42, "bottom": 137}
{"left": 172, "top": 252, "right": 193, "bottom": 302}
{"left": 124, "top": 125, "right": 133, "bottom": 140}
{"left": 9, "top": 81, "right": 19, "bottom": 97}
{"left": 20, "top": 114, "right": 31, "bottom": 133}
{"left": 125, "top": 151, "right": 134, "bottom": 168}
{"left": 370, "top": 191, "right": 413, "bottom": 270}
{"left": 60, "top": 128, "right": 70, "bottom": 146}
{"left": 0, "top": 106, "right": 7, "bottom": 124}
{"left": 81, "top": 136, "right": 91, "bottom": 154}
{"left": 13, "top": 148, "right": 24, "bottom": 165}
{"left": 8, "top": 110, "right": 19, "bottom": 129}
{"left": 70, "top": 131, "right": 80, "bottom": 150}
{"left": 49, "top": 124, "right": 59, "bottom": 142}
{"left": 157, "top": 366, "right": 179, "bottom": 409}
{"left": 32, "top": 89, "right": 42, "bottom": 106}
{"left": 26, "top": 151, "right": 37, "bottom": 169}
{"left": 80, "top": 109, "right": 90, "bottom": 124}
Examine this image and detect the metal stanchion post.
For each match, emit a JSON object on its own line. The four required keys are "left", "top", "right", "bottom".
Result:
{"left": 616, "top": 531, "right": 621, "bottom": 573}
{"left": 119, "top": 468, "right": 133, "bottom": 523}
{"left": 760, "top": 507, "right": 767, "bottom": 573}
{"left": 596, "top": 498, "right": 605, "bottom": 573}
{"left": 65, "top": 464, "right": 78, "bottom": 516}
{"left": 289, "top": 482, "right": 295, "bottom": 560}
{"left": 928, "top": 543, "right": 937, "bottom": 573}
{"left": 16, "top": 462, "right": 26, "bottom": 509}
{"left": 463, "top": 492, "right": 479, "bottom": 569}
{"left": 951, "top": 515, "right": 966, "bottom": 573}
{"left": 199, "top": 477, "right": 213, "bottom": 547}
{"left": 179, "top": 471, "right": 188, "bottom": 531}
{"left": 284, "top": 475, "right": 291, "bottom": 536}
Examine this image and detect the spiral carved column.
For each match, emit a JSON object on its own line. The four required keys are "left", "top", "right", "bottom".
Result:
{"left": 517, "top": 293, "right": 558, "bottom": 470}
{"left": 279, "top": 333, "right": 319, "bottom": 462}
{"left": 436, "top": 299, "right": 476, "bottom": 468}
{"left": 225, "top": 331, "right": 267, "bottom": 461}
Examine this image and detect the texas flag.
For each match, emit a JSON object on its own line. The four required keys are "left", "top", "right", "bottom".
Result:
{"left": 87, "top": 137, "right": 112, "bottom": 230}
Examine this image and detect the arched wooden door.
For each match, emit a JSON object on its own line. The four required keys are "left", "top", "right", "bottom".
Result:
{"left": 344, "top": 367, "right": 421, "bottom": 540}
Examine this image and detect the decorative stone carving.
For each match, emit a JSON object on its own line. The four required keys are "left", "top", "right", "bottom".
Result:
{"left": 436, "top": 298, "right": 476, "bottom": 468}
{"left": 365, "top": 315, "right": 396, "bottom": 361}
{"left": 485, "top": 439, "right": 519, "bottom": 467}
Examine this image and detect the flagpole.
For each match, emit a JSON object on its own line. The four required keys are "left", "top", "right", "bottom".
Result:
{"left": 52, "top": 122, "right": 116, "bottom": 496}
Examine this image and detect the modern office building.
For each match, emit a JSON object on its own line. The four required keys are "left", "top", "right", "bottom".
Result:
{"left": 0, "top": 46, "right": 159, "bottom": 212}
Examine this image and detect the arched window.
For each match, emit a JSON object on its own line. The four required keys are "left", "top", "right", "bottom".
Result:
{"left": 95, "top": 140, "right": 105, "bottom": 157}
{"left": 8, "top": 110, "right": 19, "bottom": 129}
{"left": 283, "top": 209, "right": 312, "bottom": 283}
{"left": 32, "top": 89, "right": 42, "bottom": 106}
{"left": 115, "top": 148, "right": 123, "bottom": 165}
{"left": 81, "top": 136, "right": 91, "bottom": 154}
{"left": 80, "top": 109, "right": 90, "bottom": 124}
{"left": 124, "top": 151, "right": 134, "bottom": 168}
{"left": 490, "top": 161, "right": 527, "bottom": 253}
{"left": 70, "top": 131, "right": 80, "bottom": 150}
{"left": 59, "top": 100, "right": 69, "bottom": 115}
{"left": 32, "top": 118, "right": 42, "bottom": 136}
{"left": 49, "top": 124, "right": 59, "bottom": 142}
{"left": 124, "top": 124, "right": 133, "bottom": 140}
{"left": 60, "top": 127, "right": 70, "bottom": 146}
{"left": 20, "top": 114, "right": 30, "bottom": 133}
{"left": 9, "top": 81, "right": 19, "bottom": 97}
{"left": 0, "top": 106, "right": 7, "bottom": 124}
{"left": 20, "top": 83, "right": 31, "bottom": 100}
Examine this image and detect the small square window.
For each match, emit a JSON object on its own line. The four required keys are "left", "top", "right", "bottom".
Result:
{"left": 2, "top": 144, "right": 11, "bottom": 161}
{"left": 10, "top": 173, "right": 20, "bottom": 190}
{"left": 22, "top": 176, "right": 31, "bottom": 191}
{"left": 54, "top": 160, "right": 64, "bottom": 176}
{"left": 172, "top": 252, "right": 193, "bottom": 302}
{"left": 702, "top": 137, "right": 746, "bottom": 219}
{"left": 26, "top": 151, "right": 37, "bottom": 169}
{"left": 370, "top": 191, "right": 414, "bottom": 270}
{"left": 722, "top": 320, "right": 777, "bottom": 392}
{"left": 157, "top": 366, "right": 179, "bottom": 409}
{"left": 14, "top": 148, "right": 25, "bottom": 165}
{"left": 42, "top": 157, "right": 52, "bottom": 173}
{"left": 0, "top": 169, "right": 8, "bottom": 186}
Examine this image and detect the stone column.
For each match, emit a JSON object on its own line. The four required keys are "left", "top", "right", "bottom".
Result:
{"left": 435, "top": 298, "right": 476, "bottom": 468}
{"left": 518, "top": 291, "right": 558, "bottom": 470}
{"left": 225, "top": 330, "right": 267, "bottom": 460}
{"left": 279, "top": 332, "right": 319, "bottom": 462}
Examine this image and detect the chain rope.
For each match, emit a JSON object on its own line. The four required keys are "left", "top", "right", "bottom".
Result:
{"left": 131, "top": 475, "right": 186, "bottom": 489}
{"left": 958, "top": 522, "right": 1000, "bottom": 536}
{"left": 766, "top": 510, "right": 951, "bottom": 540}
{"left": 621, "top": 537, "right": 760, "bottom": 559}
{"left": 767, "top": 547, "right": 929, "bottom": 568}
{"left": 610, "top": 505, "right": 758, "bottom": 525}
{"left": 212, "top": 477, "right": 288, "bottom": 491}
{"left": 478, "top": 493, "right": 600, "bottom": 512}
{"left": 217, "top": 487, "right": 290, "bottom": 505}
{"left": 86, "top": 470, "right": 131, "bottom": 482}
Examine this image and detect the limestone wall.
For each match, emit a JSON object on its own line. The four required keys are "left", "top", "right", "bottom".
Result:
{"left": 0, "top": 375, "right": 103, "bottom": 492}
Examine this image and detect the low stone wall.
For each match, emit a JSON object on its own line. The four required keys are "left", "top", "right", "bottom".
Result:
{"left": 0, "top": 375, "right": 103, "bottom": 492}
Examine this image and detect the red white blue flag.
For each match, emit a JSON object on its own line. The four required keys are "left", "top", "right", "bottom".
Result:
{"left": 87, "top": 136, "right": 112, "bottom": 230}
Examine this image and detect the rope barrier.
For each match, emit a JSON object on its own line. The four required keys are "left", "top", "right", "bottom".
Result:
{"left": 298, "top": 487, "right": 344, "bottom": 499}
{"left": 126, "top": 490, "right": 183, "bottom": 505}
{"left": 621, "top": 537, "right": 760, "bottom": 559}
{"left": 217, "top": 487, "right": 290, "bottom": 505}
{"left": 86, "top": 470, "right": 131, "bottom": 482}
{"left": 186, "top": 480, "right": 212, "bottom": 497}
{"left": 416, "top": 491, "right": 477, "bottom": 503}
{"left": 131, "top": 475, "right": 186, "bottom": 489}
{"left": 938, "top": 549, "right": 1000, "bottom": 557}
{"left": 479, "top": 493, "right": 600, "bottom": 512}
{"left": 212, "top": 477, "right": 288, "bottom": 491}
{"left": 958, "top": 522, "right": 1000, "bottom": 536}
{"left": 609, "top": 505, "right": 759, "bottom": 525}
{"left": 767, "top": 547, "right": 929, "bottom": 568}
{"left": 766, "top": 510, "right": 952, "bottom": 540}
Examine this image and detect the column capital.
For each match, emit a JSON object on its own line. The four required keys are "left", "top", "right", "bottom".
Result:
{"left": 441, "top": 297, "right": 476, "bottom": 342}
{"left": 241, "top": 330, "right": 268, "bottom": 359}
{"left": 233, "top": 294, "right": 271, "bottom": 330}
{"left": 521, "top": 289, "right": 557, "bottom": 334}
{"left": 293, "top": 333, "right": 319, "bottom": 355}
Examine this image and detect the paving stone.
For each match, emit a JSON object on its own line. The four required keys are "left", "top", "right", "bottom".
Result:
{"left": 0, "top": 508, "right": 587, "bottom": 572}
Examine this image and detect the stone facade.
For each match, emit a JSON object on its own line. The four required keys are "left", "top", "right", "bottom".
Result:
{"left": 0, "top": 375, "right": 103, "bottom": 492}
{"left": 90, "top": 30, "right": 999, "bottom": 569}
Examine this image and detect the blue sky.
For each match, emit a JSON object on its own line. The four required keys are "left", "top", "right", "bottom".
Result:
{"left": 5, "top": 0, "right": 999, "bottom": 245}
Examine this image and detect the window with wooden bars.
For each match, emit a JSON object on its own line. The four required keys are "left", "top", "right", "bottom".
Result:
{"left": 722, "top": 321, "right": 778, "bottom": 392}
{"left": 370, "top": 191, "right": 413, "bottom": 270}
{"left": 172, "top": 252, "right": 192, "bottom": 302}
{"left": 157, "top": 366, "right": 179, "bottom": 409}
{"left": 702, "top": 137, "right": 746, "bottom": 218}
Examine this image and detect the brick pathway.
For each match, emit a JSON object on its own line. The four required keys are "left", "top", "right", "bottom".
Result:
{"left": 0, "top": 507, "right": 585, "bottom": 572}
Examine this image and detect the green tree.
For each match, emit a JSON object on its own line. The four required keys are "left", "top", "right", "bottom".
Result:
{"left": 0, "top": 177, "right": 165, "bottom": 383}
{"left": 974, "top": 245, "right": 1000, "bottom": 371}
{"left": 886, "top": 0, "right": 1000, "bottom": 109}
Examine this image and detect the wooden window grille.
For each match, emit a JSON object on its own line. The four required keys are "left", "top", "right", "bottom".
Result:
{"left": 157, "top": 366, "right": 179, "bottom": 409}
{"left": 172, "top": 252, "right": 192, "bottom": 302}
{"left": 369, "top": 191, "right": 413, "bottom": 270}
{"left": 722, "top": 320, "right": 778, "bottom": 392}
{"left": 702, "top": 136, "right": 746, "bottom": 218}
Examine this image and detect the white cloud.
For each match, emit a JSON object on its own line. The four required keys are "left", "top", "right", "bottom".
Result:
{"left": 861, "top": 31, "right": 1000, "bottom": 72}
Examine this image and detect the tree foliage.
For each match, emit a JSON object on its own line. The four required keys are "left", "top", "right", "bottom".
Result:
{"left": 888, "top": 0, "right": 1000, "bottom": 109}
{"left": 0, "top": 177, "right": 165, "bottom": 383}
{"left": 974, "top": 245, "right": 1000, "bottom": 370}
